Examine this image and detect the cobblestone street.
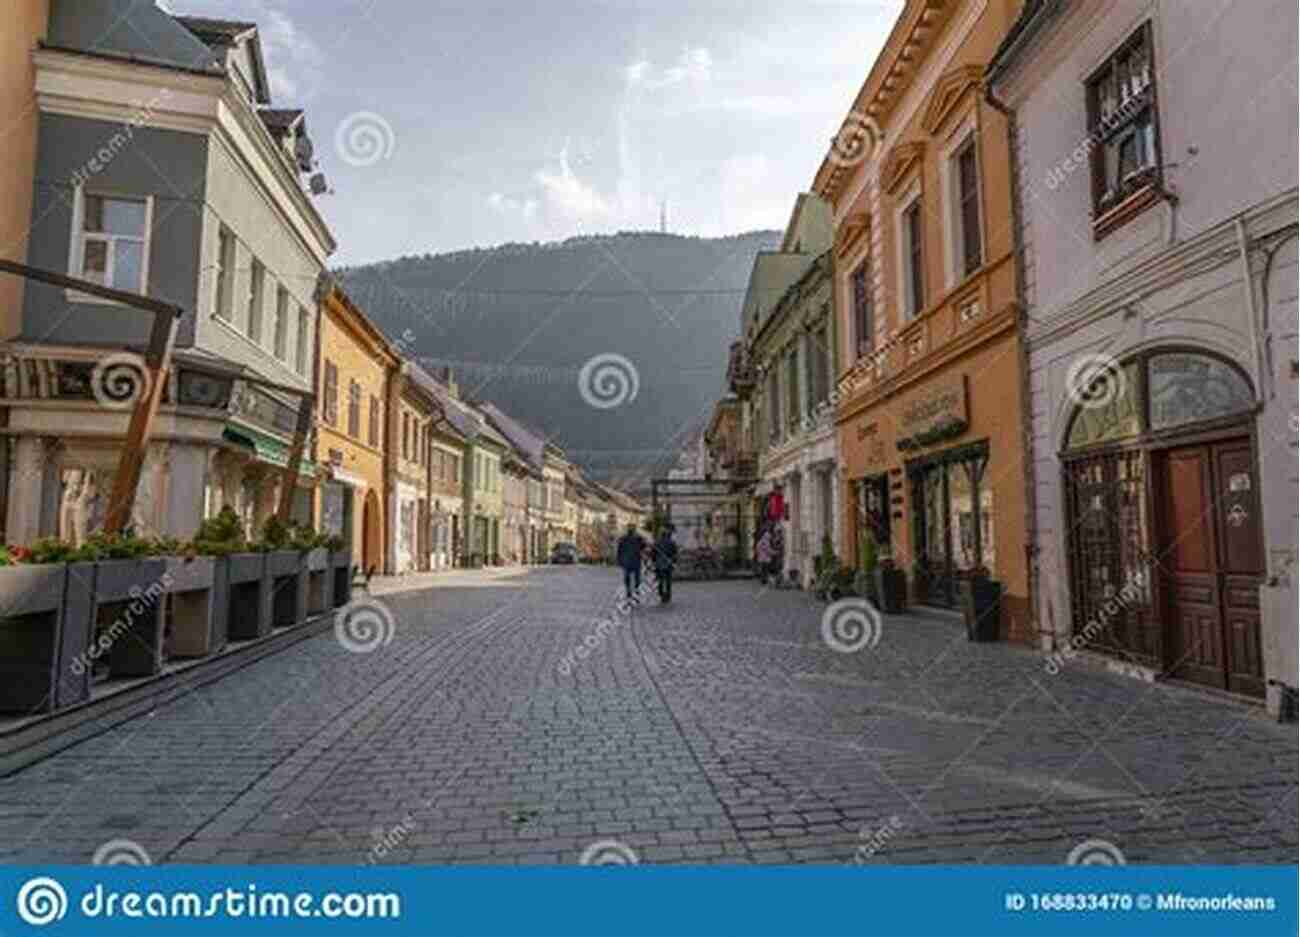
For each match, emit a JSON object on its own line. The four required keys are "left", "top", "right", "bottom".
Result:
{"left": 1, "top": 568, "right": 1295, "bottom": 866}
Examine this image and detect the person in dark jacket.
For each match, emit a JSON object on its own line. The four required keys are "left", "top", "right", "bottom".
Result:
{"left": 615, "top": 524, "right": 647, "bottom": 600}
{"left": 652, "top": 525, "right": 679, "bottom": 604}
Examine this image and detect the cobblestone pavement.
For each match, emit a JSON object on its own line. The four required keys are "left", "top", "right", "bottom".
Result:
{"left": 1, "top": 568, "right": 1295, "bottom": 865}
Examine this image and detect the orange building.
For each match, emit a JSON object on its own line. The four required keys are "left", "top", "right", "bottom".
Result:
{"left": 814, "top": 0, "right": 1031, "bottom": 641}
{"left": 0, "top": 0, "right": 48, "bottom": 339}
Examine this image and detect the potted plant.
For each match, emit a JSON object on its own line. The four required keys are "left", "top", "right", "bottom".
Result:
{"left": 259, "top": 517, "right": 306, "bottom": 630}
{"left": 304, "top": 527, "right": 332, "bottom": 617}
{"left": 328, "top": 534, "right": 351, "bottom": 608}
{"left": 194, "top": 507, "right": 269, "bottom": 642}
{"left": 873, "top": 556, "right": 908, "bottom": 614}
{"left": 0, "top": 541, "right": 96, "bottom": 713}
{"left": 82, "top": 532, "right": 168, "bottom": 680}
{"left": 961, "top": 566, "right": 1002, "bottom": 642}
{"left": 161, "top": 538, "right": 224, "bottom": 660}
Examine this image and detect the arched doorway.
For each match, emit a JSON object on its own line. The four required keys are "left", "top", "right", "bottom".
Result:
{"left": 362, "top": 488, "right": 381, "bottom": 574}
{"left": 1060, "top": 348, "right": 1263, "bottom": 696}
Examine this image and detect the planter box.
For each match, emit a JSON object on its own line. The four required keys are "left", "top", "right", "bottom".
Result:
{"left": 330, "top": 548, "right": 352, "bottom": 608}
{"left": 226, "top": 552, "right": 270, "bottom": 641}
{"left": 874, "top": 566, "right": 908, "bottom": 614}
{"left": 0, "top": 563, "right": 95, "bottom": 713}
{"left": 94, "top": 558, "right": 167, "bottom": 679}
{"left": 305, "top": 548, "right": 329, "bottom": 616}
{"left": 164, "top": 556, "right": 224, "bottom": 659}
{"left": 267, "top": 551, "right": 305, "bottom": 630}
{"left": 961, "top": 578, "right": 1003, "bottom": 642}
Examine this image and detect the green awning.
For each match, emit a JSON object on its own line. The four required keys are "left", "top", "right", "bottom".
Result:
{"left": 223, "top": 426, "right": 318, "bottom": 475}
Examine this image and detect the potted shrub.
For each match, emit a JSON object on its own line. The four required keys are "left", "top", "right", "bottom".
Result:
{"left": 328, "top": 534, "right": 351, "bottom": 608}
{"left": 81, "top": 532, "right": 168, "bottom": 680}
{"left": 260, "top": 517, "right": 305, "bottom": 630}
{"left": 0, "top": 542, "right": 96, "bottom": 713}
{"left": 193, "top": 507, "right": 269, "bottom": 642}
{"left": 157, "top": 536, "right": 223, "bottom": 660}
{"left": 304, "top": 530, "right": 331, "bottom": 617}
{"left": 874, "top": 557, "right": 908, "bottom": 614}
{"left": 961, "top": 567, "right": 1002, "bottom": 642}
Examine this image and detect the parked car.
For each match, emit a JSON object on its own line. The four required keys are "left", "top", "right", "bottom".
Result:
{"left": 550, "top": 543, "right": 578, "bottom": 564}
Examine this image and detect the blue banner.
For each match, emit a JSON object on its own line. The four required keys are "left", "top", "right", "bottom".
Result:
{"left": 0, "top": 866, "right": 1294, "bottom": 936}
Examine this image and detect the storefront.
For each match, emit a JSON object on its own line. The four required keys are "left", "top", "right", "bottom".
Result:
{"left": 1057, "top": 348, "right": 1263, "bottom": 696}
{"left": 838, "top": 320, "right": 1031, "bottom": 643}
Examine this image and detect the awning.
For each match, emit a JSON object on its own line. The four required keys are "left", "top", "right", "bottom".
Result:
{"left": 223, "top": 426, "right": 318, "bottom": 475}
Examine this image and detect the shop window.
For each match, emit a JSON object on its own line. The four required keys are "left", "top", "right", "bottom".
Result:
{"left": 908, "top": 444, "right": 992, "bottom": 606}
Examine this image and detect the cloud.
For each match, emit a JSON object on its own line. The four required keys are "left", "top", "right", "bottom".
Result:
{"left": 624, "top": 47, "right": 713, "bottom": 90}
{"left": 533, "top": 143, "right": 611, "bottom": 221}
{"left": 258, "top": 9, "right": 324, "bottom": 102}
{"left": 487, "top": 191, "right": 539, "bottom": 221}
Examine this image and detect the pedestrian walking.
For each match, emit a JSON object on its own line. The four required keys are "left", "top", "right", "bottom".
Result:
{"left": 615, "top": 523, "right": 647, "bottom": 601}
{"left": 756, "top": 524, "right": 772, "bottom": 585}
{"left": 652, "top": 524, "right": 679, "bottom": 604}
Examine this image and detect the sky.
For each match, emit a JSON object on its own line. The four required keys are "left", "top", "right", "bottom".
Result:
{"left": 161, "top": 0, "right": 903, "bottom": 265}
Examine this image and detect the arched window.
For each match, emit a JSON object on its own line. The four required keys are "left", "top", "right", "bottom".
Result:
{"left": 1064, "top": 349, "right": 1253, "bottom": 452}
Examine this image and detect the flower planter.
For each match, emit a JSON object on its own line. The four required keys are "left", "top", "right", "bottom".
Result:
{"left": 0, "top": 563, "right": 95, "bottom": 713}
{"left": 266, "top": 550, "right": 306, "bottom": 629}
{"left": 164, "top": 556, "right": 224, "bottom": 659}
{"left": 94, "top": 558, "right": 167, "bottom": 679}
{"left": 226, "top": 552, "right": 270, "bottom": 641}
{"left": 305, "top": 548, "right": 329, "bottom": 616}
{"left": 961, "top": 577, "right": 1003, "bottom": 642}
{"left": 874, "top": 566, "right": 908, "bottom": 614}
{"left": 330, "top": 548, "right": 352, "bottom": 608}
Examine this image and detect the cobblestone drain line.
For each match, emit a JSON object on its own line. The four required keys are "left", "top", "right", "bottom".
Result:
{"left": 164, "top": 599, "right": 532, "bottom": 860}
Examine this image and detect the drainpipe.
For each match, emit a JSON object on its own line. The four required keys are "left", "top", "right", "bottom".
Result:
{"left": 985, "top": 79, "right": 1041, "bottom": 649}
{"left": 1235, "top": 218, "right": 1265, "bottom": 402}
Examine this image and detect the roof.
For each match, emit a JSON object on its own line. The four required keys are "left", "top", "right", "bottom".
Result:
{"left": 259, "top": 108, "right": 304, "bottom": 139}
{"left": 173, "top": 16, "right": 257, "bottom": 47}
{"left": 477, "top": 402, "right": 546, "bottom": 472}
{"left": 986, "top": 0, "right": 1055, "bottom": 88}
{"left": 428, "top": 384, "right": 480, "bottom": 441}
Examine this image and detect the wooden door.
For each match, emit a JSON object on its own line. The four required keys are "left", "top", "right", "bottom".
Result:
{"left": 1158, "top": 439, "right": 1264, "bottom": 695}
{"left": 1213, "top": 441, "right": 1265, "bottom": 696}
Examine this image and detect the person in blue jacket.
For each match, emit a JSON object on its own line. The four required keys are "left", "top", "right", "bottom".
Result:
{"left": 615, "top": 524, "right": 647, "bottom": 601}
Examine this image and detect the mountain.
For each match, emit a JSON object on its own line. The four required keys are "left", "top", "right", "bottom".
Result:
{"left": 335, "top": 230, "right": 780, "bottom": 490}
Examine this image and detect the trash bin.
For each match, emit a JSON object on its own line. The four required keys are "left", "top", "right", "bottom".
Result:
{"left": 961, "top": 576, "right": 1002, "bottom": 642}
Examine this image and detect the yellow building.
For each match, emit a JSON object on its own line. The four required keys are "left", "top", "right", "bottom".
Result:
{"left": 316, "top": 285, "right": 398, "bottom": 574}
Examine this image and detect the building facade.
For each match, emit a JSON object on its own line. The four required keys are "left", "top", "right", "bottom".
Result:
{"left": 743, "top": 193, "right": 839, "bottom": 585}
{"left": 388, "top": 365, "right": 439, "bottom": 574}
{"left": 988, "top": 0, "right": 1298, "bottom": 709}
{"left": 317, "top": 286, "right": 396, "bottom": 574}
{"left": 0, "top": 0, "right": 48, "bottom": 341}
{"left": 2, "top": 3, "right": 334, "bottom": 546}
{"left": 815, "top": 0, "right": 1031, "bottom": 638}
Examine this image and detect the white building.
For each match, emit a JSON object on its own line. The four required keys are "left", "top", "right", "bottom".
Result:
{"left": 989, "top": 0, "right": 1297, "bottom": 713}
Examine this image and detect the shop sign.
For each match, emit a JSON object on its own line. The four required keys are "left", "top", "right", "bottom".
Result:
{"left": 897, "top": 376, "right": 968, "bottom": 451}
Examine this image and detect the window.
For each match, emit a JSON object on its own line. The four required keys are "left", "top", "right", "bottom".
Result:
{"left": 73, "top": 193, "right": 152, "bottom": 295}
{"left": 347, "top": 380, "right": 361, "bottom": 437}
{"left": 786, "top": 346, "right": 800, "bottom": 428}
{"left": 810, "top": 325, "right": 830, "bottom": 407}
{"left": 903, "top": 198, "right": 925, "bottom": 318}
{"left": 1087, "top": 23, "right": 1158, "bottom": 217}
{"left": 368, "top": 395, "right": 380, "bottom": 446}
{"left": 273, "top": 286, "right": 289, "bottom": 360}
{"left": 246, "top": 259, "right": 264, "bottom": 342}
{"left": 767, "top": 369, "right": 780, "bottom": 441}
{"left": 852, "top": 262, "right": 872, "bottom": 358}
{"left": 323, "top": 360, "right": 338, "bottom": 426}
{"left": 214, "top": 226, "right": 235, "bottom": 318}
{"left": 451, "top": 453, "right": 460, "bottom": 484}
{"left": 955, "top": 140, "right": 982, "bottom": 277}
{"left": 295, "top": 307, "right": 309, "bottom": 375}
{"left": 401, "top": 412, "right": 410, "bottom": 460}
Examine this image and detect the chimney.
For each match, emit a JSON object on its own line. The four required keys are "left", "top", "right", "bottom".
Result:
{"left": 442, "top": 367, "right": 458, "bottom": 400}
